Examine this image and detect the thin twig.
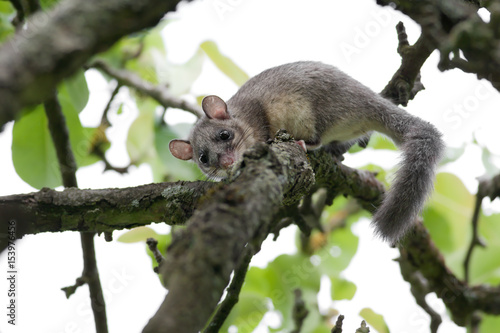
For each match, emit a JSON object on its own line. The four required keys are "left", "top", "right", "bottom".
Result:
{"left": 381, "top": 22, "right": 435, "bottom": 105}
{"left": 355, "top": 320, "right": 370, "bottom": 333}
{"left": 80, "top": 232, "right": 108, "bottom": 333}
{"left": 44, "top": 95, "right": 78, "bottom": 185}
{"left": 291, "top": 289, "right": 309, "bottom": 333}
{"left": 203, "top": 246, "right": 254, "bottom": 333}
{"left": 470, "top": 311, "right": 481, "bottom": 333}
{"left": 146, "top": 238, "right": 165, "bottom": 274}
{"left": 100, "top": 83, "right": 122, "bottom": 128}
{"left": 8, "top": 0, "right": 24, "bottom": 26}
{"left": 397, "top": 256, "right": 442, "bottom": 332}
{"left": 463, "top": 193, "right": 486, "bottom": 283}
{"left": 463, "top": 172, "right": 500, "bottom": 282}
{"left": 90, "top": 59, "right": 203, "bottom": 118}
{"left": 92, "top": 146, "right": 131, "bottom": 174}
{"left": 87, "top": 83, "right": 133, "bottom": 174}
{"left": 44, "top": 94, "right": 108, "bottom": 333}
{"left": 331, "top": 315, "right": 344, "bottom": 333}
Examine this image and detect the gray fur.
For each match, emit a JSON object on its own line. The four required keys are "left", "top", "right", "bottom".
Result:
{"left": 176, "top": 61, "right": 444, "bottom": 243}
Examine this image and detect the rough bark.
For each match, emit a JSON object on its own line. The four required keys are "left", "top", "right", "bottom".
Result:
{"left": 376, "top": 0, "right": 500, "bottom": 91}
{"left": 0, "top": 181, "right": 215, "bottom": 251}
{"left": 143, "top": 135, "right": 314, "bottom": 333}
{"left": 0, "top": 0, "right": 185, "bottom": 128}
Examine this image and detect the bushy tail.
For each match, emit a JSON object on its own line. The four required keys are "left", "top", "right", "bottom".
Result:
{"left": 372, "top": 114, "right": 444, "bottom": 244}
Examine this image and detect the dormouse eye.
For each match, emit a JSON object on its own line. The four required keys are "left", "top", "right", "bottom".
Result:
{"left": 199, "top": 153, "right": 208, "bottom": 164}
{"left": 219, "top": 130, "right": 231, "bottom": 141}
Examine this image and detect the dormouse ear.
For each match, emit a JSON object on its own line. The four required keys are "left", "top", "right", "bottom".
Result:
{"left": 169, "top": 140, "right": 193, "bottom": 161}
{"left": 202, "top": 95, "right": 230, "bottom": 120}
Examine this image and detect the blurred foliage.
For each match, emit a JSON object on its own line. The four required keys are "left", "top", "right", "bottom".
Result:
{"left": 12, "top": 70, "right": 96, "bottom": 188}
{"left": 0, "top": 2, "right": 14, "bottom": 43}
{"left": 4, "top": 4, "right": 500, "bottom": 332}
{"left": 359, "top": 308, "right": 390, "bottom": 333}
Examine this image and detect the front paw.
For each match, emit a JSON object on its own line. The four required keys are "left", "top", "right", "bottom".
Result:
{"left": 295, "top": 140, "right": 307, "bottom": 152}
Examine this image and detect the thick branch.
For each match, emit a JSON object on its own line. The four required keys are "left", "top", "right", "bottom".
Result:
{"left": 0, "top": 181, "right": 215, "bottom": 251}
{"left": 376, "top": 0, "right": 500, "bottom": 92}
{"left": 400, "top": 223, "right": 500, "bottom": 326}
{"left": 0, "top": 0, "right": 185, "bottom": 128}
{"left": 143, "top": 135, "right": 314, "bottom": 333}
{"left": 309, "top": 150, "right": 384, "bottom": 212}
{"left": 0, "top": 150, "right": 381, "bottom": 250}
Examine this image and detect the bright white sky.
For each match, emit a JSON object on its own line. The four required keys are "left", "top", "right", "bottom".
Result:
{"left": 1, "top": 0, "right": 499, "bottom": 332}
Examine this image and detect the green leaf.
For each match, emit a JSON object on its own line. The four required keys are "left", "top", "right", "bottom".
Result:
{"left": 331, "top": 277, "right": 356, "bottom": 301}
{"left": 12, "top": 93, "right": 93, "bottom": 189}
{"left": 366, "top": 133, "right": 396, "bottom": 151}
{"left": 439, "top": 144, "right": 466, "bottom": 165}
{"left": 40, "top": 0, "right": 59, "bottom": 10}
{"left": 126, "top": 101, "right": 157, "bottom": 164}
{"left": 480, "top": 314, "right": 500, "bottom": 333}
{"left": 468, "top": 211, "right": 500, "bottom": 284}
{"left": 481, "top": 145, "right": 499, "bottom": 178}
{"left": 267, "top": 254, "right": 322, "bottom": 331}
{"left": 125, "top": 30, "right": 166, "bottom": 85}
{"left": 95, "top": 23, "right": 165, "bottom": 80}
{"left": 200, "top": 40, "right": 249, "bottom": 86}
{"left": 0, "top": 2, "right": 15, "bottom": 13}
{"left": 219, "top": 292, "right": 268, "bottom": 333}
{"left": 78, "top": 127, "right": 108, "bottom": 167}
{"left": 424, "top": 173, "right": 473, "bottom": 259}
{"left": 317, "top": 225, "right": 359, "bottom": 277}
{"left": 155, "top": 46, "right": 205, "bottom": 97}
{"left": 359, "top": 308, "right": 390, "bottom": 333}
{"left": 243, "top": 266, "right": 278, "bottom": 298}
{"left": 12, "top": 105, "right": 61, "bottom": 189}
{"left": 300, "top": 301, "right": 332, "bottom": 333}
{"left": 117, "top": 227, "right": 159, "bottom": 243}
{"left": 0, "top": 2, "right": 14, "bottom": 43}
{"left": 360, "top": 164, "right": 389, "bottom": 187}
{"left": 422, "top": 206, "right": 454, "bottom": 252}
{"left": 57, "top": 69, "right": 89, "bottom": 113}
{"left": 423, "top": 173, "right": 483, "bottom": 278}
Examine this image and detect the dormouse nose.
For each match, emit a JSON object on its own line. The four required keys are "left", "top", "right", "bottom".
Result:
{"left": 219, "top": 153, "right": 235, "bottom": 169}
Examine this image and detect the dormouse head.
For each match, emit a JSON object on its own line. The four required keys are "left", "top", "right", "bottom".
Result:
{"left": 169, "top": 95, "right": 255, "bottom": 180}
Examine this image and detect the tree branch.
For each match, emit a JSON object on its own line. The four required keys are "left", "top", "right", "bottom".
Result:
{"left": 90, "top": 60, "right": 203, "bottom": 117}
{"left": 331, "top": 315, "right": 345, "bottom": 333}
{"left": 0, "top": 181, "right": 216, "bottom": 251}
{"left": 376, "top": 0, "right": 500, "bottom": 92}
{"left": 2, "top": 134, "right": 499, "bottom": 329}
{"left": 44, "top": 94, "right": 78, "bottom": 185}
{"left": 400, "top": 223, "right": 500, "bottom": 326}
{"left": 0, "top": 0, "right": 185, "bottom": 129}
{"left": 146, "top": 238, "right": 165, "bottom": 274}
{"left": 291, "top": 289, "right": 309, "bottom": 333}
{"left": 79, "top": 232, "right": 108, "bottom": 333}
{"left": 464, "top": 172, "right": 500, "bottom": 282}
{"left": 142, "top": 133, "right": 315, "bottom": 333}
{"left": 44, "top": 93, "right": 108, "bottom": 333}
{"left": 463, "top": 193, "right": 486, "bottom": 283}
{"left": 203, "top": 244, "right": 254, "bottom": 333}
{"left": 397, "top": 253, "right": 442, "bottom": 332}
{"left": 381, "top": 22, "right": 435, "bottom": 105}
